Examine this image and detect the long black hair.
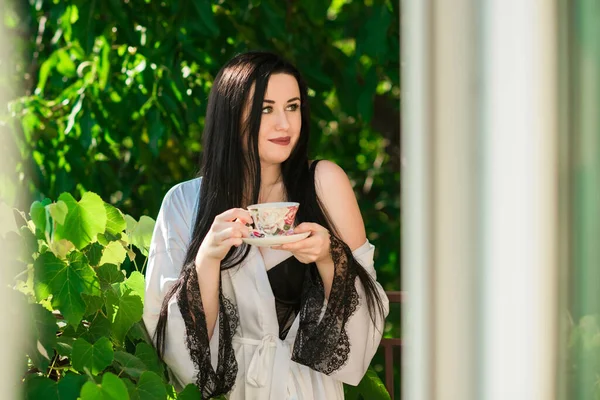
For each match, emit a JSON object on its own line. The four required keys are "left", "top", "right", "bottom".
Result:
{"left": 154, "top": 51, "right": 385, "bottom": 359}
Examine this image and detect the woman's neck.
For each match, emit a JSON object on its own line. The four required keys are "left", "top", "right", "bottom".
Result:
{"left": 260, "top": 163, "right": 282, "bottom": 187}
{"left": 258, "top": 162, "right": 284, "bottom": 203}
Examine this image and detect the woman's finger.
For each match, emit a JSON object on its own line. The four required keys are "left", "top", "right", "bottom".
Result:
{"left": 213, "top": 221, "right": 250, "bottom": 238}
{"left": 214, "top": 227, "right": 244, "bottom": 243}
{"left": 278, "top": 236, "right": 319, "bottom": 252}
{"left": 221, "top": 237, "right": 244, "bottom": 248}
{"left": 216, "top": 208, "right": 253, "bottom": 225}
{"left": 293, "top": 222, "right": 328, "bottom": 234}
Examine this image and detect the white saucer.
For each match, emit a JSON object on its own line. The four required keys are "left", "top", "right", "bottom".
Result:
{"left": 242, "top": 232, "right": 310, "bottom": 247}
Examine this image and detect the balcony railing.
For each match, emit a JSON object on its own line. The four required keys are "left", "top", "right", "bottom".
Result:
{"left": 381, "top": 291, "right": 403, "bottom": 399}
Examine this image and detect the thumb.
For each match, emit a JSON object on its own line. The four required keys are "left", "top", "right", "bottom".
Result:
{"left": 292, "top": 223, "right": 312, "bottom": 233}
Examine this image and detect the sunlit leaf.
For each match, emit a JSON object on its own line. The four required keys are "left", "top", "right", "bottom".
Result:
{"left": 124, "top": 271, "right": 145, "bottom": 302}
{"left": 127, "top": 215, "right": 155, "bottom": 256}
{"left": 106, "top": 282, "right": 143, "bottom": 344}
{"left": 54, "top": 192, "right": 107, "bottom": 250}
{"left": 105, "top": 203, "right": 126, "bottom": 236}
{"left": 30, "top": 201, "right": 46, "bottom": 235}
{"left": 34, "top": 251, "right": 101, "bottom": 326}
{"left": 47, "top": 200, "right": 69, "bottom": 225}
{"left": 99, "top": 241, "right": 127, "bottom": 266}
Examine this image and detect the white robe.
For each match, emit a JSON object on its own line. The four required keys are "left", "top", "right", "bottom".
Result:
{"left": 143, "top": 177, "right": 390, "bottom": 399}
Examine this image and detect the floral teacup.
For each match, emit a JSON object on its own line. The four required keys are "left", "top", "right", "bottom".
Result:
{"left": 247, "top": 202, "right": 299, "bottom": 238}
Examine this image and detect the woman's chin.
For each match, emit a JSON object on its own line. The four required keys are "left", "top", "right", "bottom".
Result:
{"left": 260, "top": 153, "right": 293, "bottom": 165}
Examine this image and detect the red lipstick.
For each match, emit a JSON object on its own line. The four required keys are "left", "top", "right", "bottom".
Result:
{"left": 268, "top": 137, "right": 291, "bottom": 145}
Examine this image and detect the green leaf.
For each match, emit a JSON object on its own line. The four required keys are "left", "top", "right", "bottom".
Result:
{"left": 37, "top": 53, "right": 58, "bottom": 93}
{"left": 27, "top": 304, "right": 57, "bottom": 371}
{"left": 127, "top": 371, "right": 167, "bottom": 400}
{"left": 357, "top": 67, "right": 378, "bottom": 123}
{"left": 300, "top": 0, "right": 331, "bottom": 23}
{"left": 59, "top": 372, "right": 89, "bottom": 399}
{"left": 177, "top": 384, "right": 201, "bottom": 400}
{"left": 54, "top": 192, "right": 107, "bottom": 250}
{"left": 25, "top": 375, "right": 58, "bottom": 400}
{"left": 71, "top": 337, "right": 114, "bottom": 376}
{"left": 343, "top": 383, "right": 360, "bottom": 400}
{"left": 192, "top": 0, "right": 220, "bottom": 37}
{"left": 355, "top": 367, "right": 391, "bottom": 400}
{"left": 85, "top": 242, "right": 104, "bottom": 267}
{"left": 97, "top": 263, "right": 125, "bottom": 289}
{"left": 86, "top": 313, "right": 113, "bottom": 343}
{"left": 97, "top": 36, "right": 111, "bottom": 90}
{"left": 127, "top": 322, "right": 147, "bottom": 342}
{"left": 165, "top": 384, "right": 176, "bottom": 400}
{"left": 99, "top": 241, "right": 127, "bottom": 266}
{"left": 124, "top": 215, "right": 137, "bottom": 235}
{"left": 113, "top": 351, "right": 148, "bottom": 378}
{"left": 56, "top": 336, "right": 75, "bottom": 357}
{"left": 56, "top": 48, "right": 76, "bottom": 77}
{"left": 30, "top": 201, "right": 46, "bottom": 235}
{"left": 106, "top": 284, "right": 143, "bottom": 344}
{"left": 79, "top": 372, "right": 130, "bottom": 400}
{"left": 83, "top": 293, "right": 105, "bottom": 318}
{"left": 135, "top": 342, "right": 164, "bottom": 377}
{"left": 127, "top": 215, "right": 155, "bottom": 256}
{"left": 33, "top": 252, "right": 101, "bottom": 326}
{"left": 25, "top": 373, "right": 87, "bottom": 400}
{"left": 124, "top": 271, "right": 145, "bottom": 302}
{"left": 357, "top": 4, "right": 392, "bottom": 59}
{"left": 105, "top": 203, "right": 126, "bottom": 236}
{"left": 47, "top": 200, "right": 69, "bottom": 225}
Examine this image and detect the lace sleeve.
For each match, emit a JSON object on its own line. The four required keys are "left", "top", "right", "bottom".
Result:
{"left": 291, "top": 235, "right": 360, "bottom": 374}
{"left": 176, "top": 265, "right": 239, "bottom": 399}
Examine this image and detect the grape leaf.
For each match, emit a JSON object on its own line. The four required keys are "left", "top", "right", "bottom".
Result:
{"left": 34, "top": 251, "right": 101, "bottom": 326}
{"left": 54, "top": 192, "right": 107, "bottom": 250}
{"left": 71, "top": 337, "right": 114, "bottom": 376}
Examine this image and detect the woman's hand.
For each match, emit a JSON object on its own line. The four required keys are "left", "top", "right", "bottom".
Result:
{"left": 272, "top": 222, "right": 332, "bottom": 264}
{"left": 196, "top": 208, "right": 253, "bottom": 266}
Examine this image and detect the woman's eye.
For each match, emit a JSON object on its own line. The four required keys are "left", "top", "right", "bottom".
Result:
{"left": 286, "top": 103, "right": 300, "bottom": 111}
{"left": 261, "top": 106, "right": 273, "bottom": 114}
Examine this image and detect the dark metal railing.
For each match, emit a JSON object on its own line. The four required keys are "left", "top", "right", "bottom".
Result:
{"left": 381, "top": 291, "right": 403, "bottom": 399}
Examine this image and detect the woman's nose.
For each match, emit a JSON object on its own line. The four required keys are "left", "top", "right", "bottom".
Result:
{"left": 275, "top": 111, "right": 290, "bottom": 131}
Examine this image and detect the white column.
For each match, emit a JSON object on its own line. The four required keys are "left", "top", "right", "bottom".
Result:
{"left": 402, "top": 1, "right": 559, "bottom": 399}
{"left": 479, "top": 1, "right": 558, "bottom": 399}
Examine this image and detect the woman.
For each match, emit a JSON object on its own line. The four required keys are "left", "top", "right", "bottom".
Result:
{"left": 143, "top": 51, "right": 389, "bottom": 399}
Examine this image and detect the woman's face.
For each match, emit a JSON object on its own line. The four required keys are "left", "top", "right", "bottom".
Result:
{"left": 255, "top": 73, "right": 302, "bottom": 166}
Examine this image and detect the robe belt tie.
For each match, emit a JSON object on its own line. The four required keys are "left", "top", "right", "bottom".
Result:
{"left": 234, "top": 333, "right": 292, "bottom": 399}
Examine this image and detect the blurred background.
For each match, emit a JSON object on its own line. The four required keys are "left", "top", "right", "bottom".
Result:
{"left": 0, "top": 0, "right": 400, "bottom": 399}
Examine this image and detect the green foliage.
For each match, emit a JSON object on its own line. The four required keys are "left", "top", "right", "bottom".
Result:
{"left": 567, "top": 314, "right": 600, "bottom": 399}
{"left": 1, "top": 0, "right": 400, "bottom": 293}
{"left": 14, "top": 192, "right": 391, "bottom": 398}
{"left": 344, "top": 367, "right": 392, "bottom": 400}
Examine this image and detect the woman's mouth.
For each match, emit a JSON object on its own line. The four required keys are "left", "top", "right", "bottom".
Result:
{"left": 268, "top": 137, "right": 291, "bottom": 146}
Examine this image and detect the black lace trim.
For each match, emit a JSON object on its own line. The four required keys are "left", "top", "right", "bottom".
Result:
{"left": 177, "top": 264, "right": 238, "bottom": 399}
{"left": 291, "top": 235, "right": 360, "bottom": 374}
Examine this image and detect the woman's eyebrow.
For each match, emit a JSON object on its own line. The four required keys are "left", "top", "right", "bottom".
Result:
{"left": 263, "top": 97, "right": 301, "bottom": 104}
